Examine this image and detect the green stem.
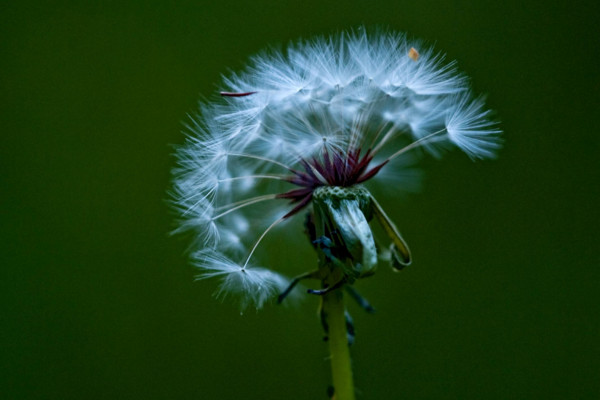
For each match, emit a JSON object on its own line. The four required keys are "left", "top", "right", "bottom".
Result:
{"left": 323, "top": 288, "right": 355, "bottom": 400}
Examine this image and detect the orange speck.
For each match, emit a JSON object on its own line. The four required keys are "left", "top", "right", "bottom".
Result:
{"left": 408, "top": 47, "right": 419, "bottom": 62}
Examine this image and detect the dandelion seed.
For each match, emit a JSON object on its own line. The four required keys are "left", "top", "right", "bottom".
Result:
{"left": 172, "top": 29, "right": 501, "bottom": 309}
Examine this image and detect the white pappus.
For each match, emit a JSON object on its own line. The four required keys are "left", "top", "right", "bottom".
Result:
{"left": 171, "top": 29, "right": 501, "bottom": 309}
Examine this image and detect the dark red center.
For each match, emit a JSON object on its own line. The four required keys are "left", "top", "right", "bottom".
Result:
{"left": 276, "top": 148, "right": 388, "bottom": 218}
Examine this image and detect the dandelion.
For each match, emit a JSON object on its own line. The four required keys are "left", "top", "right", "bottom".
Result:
{"left": 172, "top": 29, "right": 501, "bottom": 399}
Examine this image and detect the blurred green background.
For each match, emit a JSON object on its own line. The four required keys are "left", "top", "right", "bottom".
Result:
{"left": 2, "top": 1, "right": 598, "bottom": 399}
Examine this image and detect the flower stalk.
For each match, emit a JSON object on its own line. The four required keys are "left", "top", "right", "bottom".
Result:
{"left": 323, "top": 288, "right": 355, "bottom": 400}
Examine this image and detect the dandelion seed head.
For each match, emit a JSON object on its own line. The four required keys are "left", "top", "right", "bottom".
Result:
{"left": 172, "top": 29, "right": 502, "bottom": 309}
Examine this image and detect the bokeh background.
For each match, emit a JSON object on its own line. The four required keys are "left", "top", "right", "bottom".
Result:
{"left": 2, "top": 1, "right": 598, "bottom": 399}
